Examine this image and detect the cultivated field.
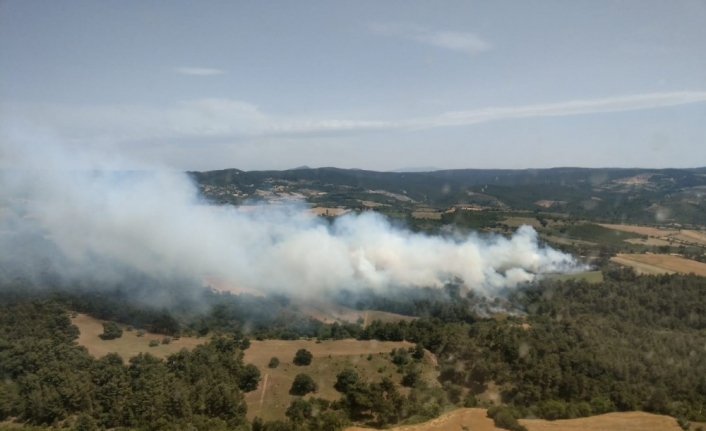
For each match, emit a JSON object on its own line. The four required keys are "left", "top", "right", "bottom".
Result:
{"left": 72, "top": 314, "right": 208, "bottom": 360}
{"left": 611, "top": 253, "right": 706, "bottom": 276}
{"left": 242, "top": 339, "right": 430, "bottom": 421}
{"left": 344, "top": 408, "right": 683, "bottom": 431}
{"left": 598, "top": 223, "right": 677, "bottom": 237}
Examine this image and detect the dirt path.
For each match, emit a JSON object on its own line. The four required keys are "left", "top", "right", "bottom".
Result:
{"left": 258, "top": 373, "right": 268, "bottom": 416}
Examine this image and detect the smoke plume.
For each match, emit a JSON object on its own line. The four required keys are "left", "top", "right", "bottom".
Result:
{"left": 0, "top": 133, "right": 585, "bottom": 298}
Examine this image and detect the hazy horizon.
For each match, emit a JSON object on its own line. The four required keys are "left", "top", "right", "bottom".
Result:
{"left": 2, "top": 1, "right": 705, "bottom": 171}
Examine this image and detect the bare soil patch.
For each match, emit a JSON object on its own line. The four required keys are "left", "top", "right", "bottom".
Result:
{"left": 72, "top": 314, "right": 207, "bottom": 361}
{"left": 611, "top": 253, "right": 706, "bottom": 276}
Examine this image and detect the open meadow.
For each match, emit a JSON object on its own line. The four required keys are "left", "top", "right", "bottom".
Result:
{"left": 242, "top": 339, "right": 433, "bottom": 421}
{"left": 72, "top": 313, "right": 208, "bottom": 360}
{"left": 344, "top": 408, "right": 684, "bottom": 431}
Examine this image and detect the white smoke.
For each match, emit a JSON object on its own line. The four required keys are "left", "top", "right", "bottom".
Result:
{"left": 0, "top": 132, "right": 585, "bottom": 297}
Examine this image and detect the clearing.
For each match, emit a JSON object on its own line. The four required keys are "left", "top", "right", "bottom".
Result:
{"left": 243, "top": 339, "right": 432, "bottom": 421}
{"left": 72, "top": 314, "right": 207, "bottom": 361}
{"left": 546, "top": 270, "right": 603, "bottom": 283}
{"left": 611, "top": 253, "right": 706, "bottom": 276}
{"left": 295, "top": 301, "right": 416, "bottom": 327}
{"left": 344, "top": 408, "right": 683, "bottom": 431}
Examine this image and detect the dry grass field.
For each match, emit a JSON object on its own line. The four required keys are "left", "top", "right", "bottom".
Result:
{"left": 598, "top": 223, "right": 677, "bottom": 237}
{"left": 623, "top": 237, "right": 674, "bottom": 246}
{"left": 674, "top": 229, "right": 706, "bottom": 246}
{"left": 611, "top": 253, "right": 706, "bottom": 276}
{"left": 344, "top": 408, "right": 683, "bottom": 431}
{"left": 411, "top": 210, "right": 442, "bottom": 220}
{"left": 72, "top": 314, "right": 208, "bottom": 360}
{"left": 296, "top": 301, "right": 416, "bottom": 327}
{"left": 242, "top": 339, "right": 430, "bottom": 421}
{"left": 520, "top": 411, "right": 683, "bottom": 431}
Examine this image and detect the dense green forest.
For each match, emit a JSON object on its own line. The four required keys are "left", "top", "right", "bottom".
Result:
{"left": 2, "top": 267, "right": 705, "bottom": 430}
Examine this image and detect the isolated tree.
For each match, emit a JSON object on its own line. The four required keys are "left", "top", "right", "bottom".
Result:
{"left": 99, "top": 322, "right": 123, "bottom": 340}
{"left": 293, "top": 349, "right": 313, "bottom": 366}
{"left": 290, "top": 374, "right": 317, "bottom": 396}
{"left": 268, "top": 357, "right": 280, "bottom": 368}
{"left": 334, "top": 369, "right": 360, "bottom": 394}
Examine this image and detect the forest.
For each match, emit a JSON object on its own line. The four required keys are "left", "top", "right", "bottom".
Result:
{"left": 1, "top": 266, "right": 705, "bottom": 430}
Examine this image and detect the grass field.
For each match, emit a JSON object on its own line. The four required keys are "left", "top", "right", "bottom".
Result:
{"left": 546, "top": 270, "right": 604, "bottom": 283}
{"left": 72, "top": 314, "right": 208, "bottom": 360}
{"left": 242, "top": 339, "right": 432, "bottom": 421}
{"left": 296, "top": 301, "right": 416, "bottom": 327}
{"left": 344, "top": 408, "right": 683, "bottom": 431}
{"left": 519, "top": 411, "right": 683, "bottom": 431}
{"left": 598, "top": 223, "right": 678, "bottom": 237}
{"left": 611, "top": 253, "right": 706, "bottom": 276}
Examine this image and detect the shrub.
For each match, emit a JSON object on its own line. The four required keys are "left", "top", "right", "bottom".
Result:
{"left": 136, "top": 329, "right": 145, "bottom": 337}
{"left": 290, "top": 373, "right": 317, "bottom": 396}
{"left": 293, "top": 349, "right": 313, "bottom": 366}
{"left": 161, "top": 336, "right": 171, "bottom": 345}
{"left": 99, "top": 322, "right": 123, "bottom": 340}
{"left": 148, "top": 339, "right": 159, "bottom": 347}
{"left": 268, "top": 357, "right": 280, "bottom": 368}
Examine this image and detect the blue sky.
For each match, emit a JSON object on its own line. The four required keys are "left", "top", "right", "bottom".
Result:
{"left": 1, "top": 0, "right": 705, "bottom": 171}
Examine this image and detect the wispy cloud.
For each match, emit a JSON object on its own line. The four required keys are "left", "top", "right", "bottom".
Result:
{"left": 408, "top": 91, "right": 706, "bottom": 129}
{"left": 369, "top": 22, "right": 490, "bottom": 55}
{"left": 4, "top": 92, "right": 706, "bottom": 144}
{"left": 174, "top": 67, "right": 225, "bottom": 76}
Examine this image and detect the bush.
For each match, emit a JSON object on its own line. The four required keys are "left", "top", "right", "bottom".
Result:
{"left": 162, "top": 336, "right": 171, "bottom": 345}
{"left": 99, "top": 322, "right": 123, "bottom": 340}
{"left": 487, "top": 407, "right": 527, "bottom": 431}
{"left": 148, "top": 339, "right": 159, "bottom": 347}
{"left": 136, "top": 329, "right": 145, "bottom": 337}
{"left": 290, "top": 373, "right": 318, "bottom": 396}
{"left": 293, "top": 349, "right": 313, "bottom": 366}
{"left": 268, "top": 357, "right": 280, "bottom": 368}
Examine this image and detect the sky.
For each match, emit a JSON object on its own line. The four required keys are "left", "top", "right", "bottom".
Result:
{"left": 1, "top": 0, "right": 705, "bottom": 171}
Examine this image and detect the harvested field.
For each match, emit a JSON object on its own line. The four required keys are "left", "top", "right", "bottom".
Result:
{"left": 73, "top": 314, "right": 207, "bottom": 360}
{"left": 624, "top": 237, "right": 673, "bottom": 246}
{"left": 243, "top": 339, "right": 428, "bottom": 421}
{"left": 674, "top": 229, "right": 706, "bottom": 246}
{"left": 598, "top": 223, "right": 677, "bottom": 237}
{"left": 345, "top": 408, "right": 683, "bottom": 431}
{"left": 611, "top": 253, "right": 706, "bottom": 276}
